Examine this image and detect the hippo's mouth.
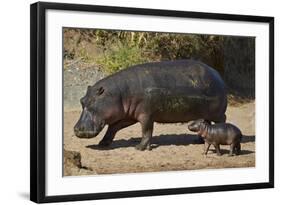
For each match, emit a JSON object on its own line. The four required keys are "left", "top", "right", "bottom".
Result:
{"left": 74, "top": 130, "right": 99, "bottom": 138}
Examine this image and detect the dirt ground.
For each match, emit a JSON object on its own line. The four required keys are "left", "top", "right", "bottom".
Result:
{"left": 64, "top": 102, "right": 255, "bottom": 176}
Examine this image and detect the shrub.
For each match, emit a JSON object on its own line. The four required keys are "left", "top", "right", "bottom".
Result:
{"left": 96, "top": 41, "right": 148, "bottom": 74}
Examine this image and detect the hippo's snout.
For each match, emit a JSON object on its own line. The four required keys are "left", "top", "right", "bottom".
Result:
{"left": 74, "top": 124, "right": 99, "bottom": 138}
{"left": 188, "top": 125, "right": 198, "bottom": 132}
{"left": 73, "top": 107, "right": 100, "bottom": 138}
{"left": 74, "top": 118, "right": 98, "bottom": 139}
{"left": 74, "top": 130, "right": 98, "bottom": 138}
{"left": 187, "top": 124, "right": 193, "bottom": 130}
{"left": 187, "top": 120, "right": 203, "bottom": 132}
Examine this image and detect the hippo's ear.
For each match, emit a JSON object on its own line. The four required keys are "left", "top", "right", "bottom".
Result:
{"left": 96, "top": 87, "right": 104, "bottom": 96}
{"left": 203, "top": 119, "right": 211, "bottom": 124}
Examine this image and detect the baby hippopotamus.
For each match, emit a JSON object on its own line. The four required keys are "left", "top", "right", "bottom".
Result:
{"left": 188, "top": 119, "right": 242, "bottom": 156}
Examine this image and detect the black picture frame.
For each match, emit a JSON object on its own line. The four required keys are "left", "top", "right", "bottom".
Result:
{"left": 30, "top": 1, "right": 274, "bottom": 203}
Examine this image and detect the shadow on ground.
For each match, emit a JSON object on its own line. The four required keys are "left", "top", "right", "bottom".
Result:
{"left": 86, "top": 134, "right": 255, "bottom": 153}
{"left": 87, "top": 134, "right": 199, "bottom": 150}
{"left": 207, "top": 148, "right": 255, "bottom": 156}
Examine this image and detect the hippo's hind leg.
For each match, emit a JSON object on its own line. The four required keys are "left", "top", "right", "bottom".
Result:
{"left": 235, "top": 142, "right": 241, "bottom": 155}
{"left": 229, "top": 143, "right": 235, "bottom": 156}
{"left": 135, "top": 115, "right": 154, "bottom": 151}
{"left": 98, "top": 120, "right": 136, "bottom": 147}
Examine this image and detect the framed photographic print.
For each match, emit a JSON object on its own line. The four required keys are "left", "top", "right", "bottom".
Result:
{"left": 30, "top": 1, "right": 274, "bottom": 203}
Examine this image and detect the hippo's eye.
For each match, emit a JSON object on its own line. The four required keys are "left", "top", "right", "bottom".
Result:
{"left": 96, "top": 87, "right": 104, "bottom": 96}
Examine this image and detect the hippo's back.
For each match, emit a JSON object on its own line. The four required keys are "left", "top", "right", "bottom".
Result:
{"left": 100, "top": 60, "right": 227, "bottom": 123}
{"left": 120, "top": 60, "right": 226, "bottom": 99}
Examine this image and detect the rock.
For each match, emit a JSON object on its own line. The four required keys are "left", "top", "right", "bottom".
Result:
{"left": 64, "top": 64, "right": 106, "bottom": 109}
{"left": 64, "top": 149, "right": 82, "bottom": 176}
{"left": 64, "top": 149, "right": 96, "bottom": 176}
{"left": 64, "top": 149, "right": 82, "bottom": 168}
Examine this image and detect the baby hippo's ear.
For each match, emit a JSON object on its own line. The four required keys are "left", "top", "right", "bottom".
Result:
{"left": 203, "top": 119, "right": 211, "bottom": 124}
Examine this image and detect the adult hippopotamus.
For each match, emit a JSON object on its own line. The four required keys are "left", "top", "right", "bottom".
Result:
{"left": 74, "top": 60, "right": 227, "bottom": 150}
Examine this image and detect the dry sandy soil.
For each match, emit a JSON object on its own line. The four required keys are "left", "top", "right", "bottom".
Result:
{"left": 64, "top": 102, "right": 255, "bottom": 176}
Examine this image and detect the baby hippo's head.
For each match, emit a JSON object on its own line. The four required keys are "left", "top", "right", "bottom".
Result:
{"left": 188, "top": 119, "right": 209, "bottom": 132}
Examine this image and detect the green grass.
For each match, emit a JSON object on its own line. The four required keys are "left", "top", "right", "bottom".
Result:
{"left": 96, "top": 42, "right": 148, "bottom": 74}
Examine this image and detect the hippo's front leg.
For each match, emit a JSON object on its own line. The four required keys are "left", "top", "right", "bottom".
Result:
{"left": 135, "top": 116, "right": 154, "bottom": 151}
{"left": 98, "top": 120, "right": 136, "bottom": 147}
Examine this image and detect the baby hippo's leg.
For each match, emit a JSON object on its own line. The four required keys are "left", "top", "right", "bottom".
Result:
{"left": 235, "top": 143, "right": 241, "bottom": 155}
{"left": 229, "top": 143, "right": 235, "bottom": 156}
{"left": 214, "top": 144, "right": 222, "bottom": 156}
{"left": 203, "top": 142, "right": 211, "bottom": 155}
